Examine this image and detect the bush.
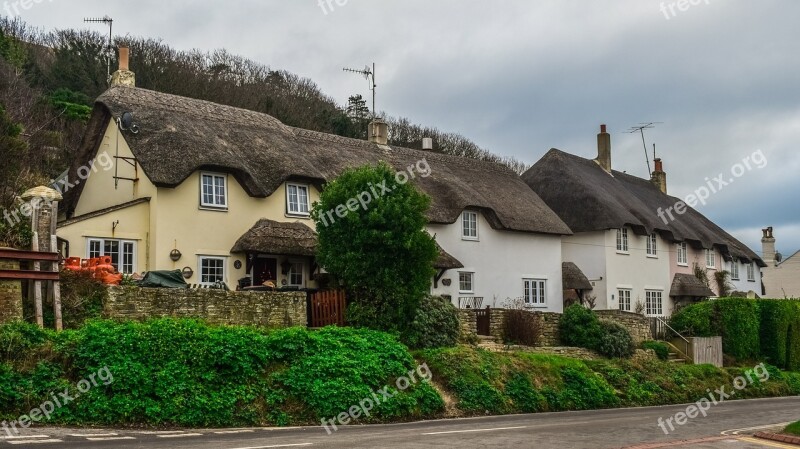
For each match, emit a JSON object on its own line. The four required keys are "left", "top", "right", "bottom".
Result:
{"left": 669, "top": 298, "right": 760, "bottom": 361}
{"left": 759, "top": 300, "right": 800, "bottom": 371}
{"left": 559, "top": 304, "right": 602, "bottom": 348}
{"left": 595, "top": 321, "right": 635, "bottom": 358}
{"left": 641, "top": 341, "right": 670, "bottom": 361}
{"left": 402, "top": 296, "right": 460, "bottom": 349}
{"left": 669, "top": 301, "right": 714, "bottom": 336}
{"left": 503, "top": 309, "right": 542, "bottom": 347}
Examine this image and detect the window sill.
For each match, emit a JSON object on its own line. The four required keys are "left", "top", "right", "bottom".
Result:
{"left": 286, "top": 212, "right": 310, "bottom": 219}
{"left": 731, "top": 278, "right": 740, "bottom": 281}
{"left": 706, "top": 266, "right": 717, "bottom": 270}
{"left": 677, "top": 263, "right": 689, "bottom": 267}
{"left": 461, "top": 237, "right": 479, "bottom": 242}
{"left": 747, "top": 280, "right": 756, "bottom": 283}
{"left": 199, "top": 205, "right": 228, "bottom": 212}
{"left": 647, "top": 254, "right": 658, "bottom": 259}
{"left": 616, "top": 251, "right": 630, "bottom": 255}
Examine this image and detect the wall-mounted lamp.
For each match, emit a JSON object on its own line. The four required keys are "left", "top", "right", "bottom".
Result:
{"left": 112, "top": 220, "right": 120, "bottom": 233}
{"left": 170, "top": 249, "right": 182, "bottom": 262}
{"left": 181, "top": 266, "right": 193, "bottom": 279}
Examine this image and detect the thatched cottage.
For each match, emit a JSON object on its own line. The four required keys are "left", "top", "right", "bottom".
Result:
{"left": 522, "top": 125, "right": 765, "bottom": 316}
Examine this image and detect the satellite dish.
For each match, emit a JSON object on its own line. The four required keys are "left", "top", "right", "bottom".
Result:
{"left": 118, "top": 111, "right": 139, "bottom": 134}
{"left": 775, "top": 252, "right": 783, "bottom": 263}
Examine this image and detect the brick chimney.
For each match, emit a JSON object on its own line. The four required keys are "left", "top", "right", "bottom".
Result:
{"left": 651, "top": 158, "right": 667, "bottom": 193}
{"left": 595, "top": 124, "right": 611, "bottom": 172}
{"left": 111, "top": 46, "right": 136, "bottom": 87}
{"left": 761, "top": 227, "right": 776, "bottom": 265}
{"left": 368, "top": 119, "right": 388, "bottom": 145}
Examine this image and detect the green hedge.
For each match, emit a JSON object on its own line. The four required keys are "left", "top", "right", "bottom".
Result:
{"left": 558, "top": 305, "right": 635, "bottom": 358}
{"left": 402, "top": 296, "right": 460, "bottom": 349}
{"left": 669, "top": 298, "right": 760, "bottom": 360}
{"left": 641, "top": 341, "right": 670, "bottom": 361}
{"left": 759, "top": 300, "right": 800, "bottom": 371}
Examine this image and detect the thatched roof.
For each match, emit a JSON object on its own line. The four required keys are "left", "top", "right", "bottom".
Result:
{"left": 65, "top": 86, "right": 572, "bottom": 236}
{"left": 231, "top": 219, "right": 317, "bottom": 256}
{"left": 669, "top": 273, "right": 716, "bottom": 298}
{"left": 562, "top": 262, "right": 593, "bottom": 290}
{"left": 522, "top": 149, "right": 765, "bottom": 267}
{"left": 434, "top": 242, "right": 464, "bottom": 270}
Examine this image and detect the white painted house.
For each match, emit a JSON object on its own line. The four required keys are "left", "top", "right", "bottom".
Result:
{"left": 761, "top": 227, "right": 800, "bottom": 298}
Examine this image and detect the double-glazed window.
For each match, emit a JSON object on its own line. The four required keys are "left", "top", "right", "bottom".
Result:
{"left": 462, "top": 211, "right": 478, "bottom": 240}
{"left": 201, "top": 173, "right": 227, "bottom": 208}
{"left": 730, "top": 261, "right": 740, "bottom": 280}
{"left": 677, "top": 242, "right": 688, "bottom": 266}
{"left": 647, "top": 233, "right": 658, "bottom": 257}
{"left": 288, "top": 261, "right": 304, "bottom": 286}
{"left": 87, "top": 238, "right": 136, "bottom": 274}
{"left": 523, "top": 279, "right": 546, "bottom": 306}
{"left": 645, "top": 290, "right": 663, "bottom": 316}
{"left": 199, "top": 256, "right": 226, "bottom": 285}
{"left": 747, "top": 263, "right": 755, "bottom": 282}
{"left": 618, "top": 289, "right": 632, "bottom": 312}
{"left": 286, "top": 183, "right": 310, "bottom": 216}
{"left": 459, "top": 272, "right": 474, "bottom": 293}
{"left": 616, "top": 228, "right": 629, "bottom": 252}
{"left": 706, "top": 249, "right": 716, "bottom": 269}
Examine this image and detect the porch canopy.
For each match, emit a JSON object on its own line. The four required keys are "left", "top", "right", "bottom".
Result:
{"left": 434, "top": 242, "right": 464, "bottom": 270}
{"left": 562, "top": 262, "right": 592, "bottom": 291}
{"left": 231, "top": 219, "right": 317, "bottom": 256}
{"left": 669, "top": 273, "right": 715, "bottom": 298}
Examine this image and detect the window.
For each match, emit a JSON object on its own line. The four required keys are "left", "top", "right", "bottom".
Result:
{"left": 201, "top": 173, "right": 227, "bottom": 208}
{"left": 645, "top": 290, "right": 663, "bottom": 316}
{"left": 618, "top": 289, "right": 632, "bottom": 312}
{"left": 462, "top": 211, "right": 478, "bottom": 240}
{"left": 616, "top": 228, "right": 629, "bottom": 252}
{"left": 523, "top": 279, "right": 547, "bottom": 306}
{"left": 86, "top": 238, "right": 136, "bottom": 274}
{"left": 706, "top": 249, "right": 716, "bottom": 269}
{"left": 286, "top": 183, "right": 310, "bottom": 215}
{"left": 677, "top": 242, "right": 688, "bottom": 266}
{"left": 747, "top": 263, "right": 755, "bottom": 282}
{"left": 730, "top": 260, "right": 740, "bottom": 280}
{"left": 647, "top": 233, "right": 658, "bottom": 257}
{"left": 199, "top": 257, "right": 226, "bottom": 285}
{"left": 288, "top": 261, "right": 304, "bottom": 286}
{"left": 458, "top": 272, "right": 474, "bottom": 293}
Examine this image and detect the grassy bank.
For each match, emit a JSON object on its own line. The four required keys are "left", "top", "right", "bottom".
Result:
{"left": 1, "top": 319, "right": 799, "bottom": 427}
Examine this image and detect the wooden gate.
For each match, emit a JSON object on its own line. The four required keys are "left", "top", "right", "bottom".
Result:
{"left": 475, "top": 306, "right": 491, "bottom": 336}
{"left": 309, "top": 290, "right": 347, "bottom": 328}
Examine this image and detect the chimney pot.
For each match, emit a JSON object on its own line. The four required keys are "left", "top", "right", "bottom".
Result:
{"left": 600, "top": 124, "right": 607, "bottom": 133}
{"left": 118, "top": 46, "right": 129, "bottom": 71}
{"left": 761, "top": 226, "right": 777, "bottom": 265}
{"left": 368, "top": 119, "right": 389, "bottom": 145}
{"left": 422, "top": 137, "right": 433, "bottom": 150}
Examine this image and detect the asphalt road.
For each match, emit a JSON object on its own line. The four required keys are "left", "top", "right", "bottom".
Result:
{"left": 2, "top": 396, "right": 799, "bottom": 448}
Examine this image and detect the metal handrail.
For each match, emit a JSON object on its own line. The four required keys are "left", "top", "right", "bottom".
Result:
{"left": 657, "top": 316, "right": 689, "bottom": 344}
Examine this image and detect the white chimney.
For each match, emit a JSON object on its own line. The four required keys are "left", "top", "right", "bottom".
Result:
{"left": 761, "top": 227, "right": 776, "bottom": 265}
{"left": 422, "top": 137, "right": 433, "bottom": 150}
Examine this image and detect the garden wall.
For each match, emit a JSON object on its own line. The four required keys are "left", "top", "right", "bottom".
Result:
{"left": 105, "top": 286, "right": 307, "bottom": 328}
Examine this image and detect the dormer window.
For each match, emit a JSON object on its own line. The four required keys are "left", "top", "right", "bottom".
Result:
{"left": 286, "top": 183, "right": 310, "bottom": 216}
{"left": 462, "top": 211, "right": 478, "bottom": 240}
{"left": 200, "top": 173, "right": 227, "bottom": 209}
{"left": 616, "top": 228, "right": 629, "bottom": 253}
{"left": 706, "top": 249, "right": 716, "bottom": 269}
{"left": 647, "top": 233, "right": 658, "bottom": 257}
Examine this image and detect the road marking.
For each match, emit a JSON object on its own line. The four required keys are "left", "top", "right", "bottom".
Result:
{"left": 739, "top": 436, "right": 799, "bottom": 449}
{"left": 214, "top": 429, "right": 255, "bottom": 434}
{"left": 68, "top": 433, "right": 118, "bottom": 437}
{"left": 422, "top": 426, "right": 527, "bottom": 435}
{"left": 0, "top": 436, "right": 51, "bottom": 440}
{"left": 231, "top": 444, "right": 312, "bottom": 449}
{"left": 86, "top": 436, "right": 137, "bottom": 441}
{"left": 721, "top": 423, "right": 793, "bottom": 435}
{"left": 6, "top": 440, "right": 63, "bottom": 445}
{"left": 156, "top": 432, "right": 204, "bottom": 438}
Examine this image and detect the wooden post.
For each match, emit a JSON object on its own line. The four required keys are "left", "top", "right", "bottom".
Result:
{"left": 50, "top": 200, "right": 62, "bottom": 331}
{"left": 31, "top": 200, "right": 43, "bottom": 328}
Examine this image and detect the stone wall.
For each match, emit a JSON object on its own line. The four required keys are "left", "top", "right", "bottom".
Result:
{"left": 0, "top": 258, "right": 23, "bottom": 324}
{"left": 595, "top": 310, "right": 652, "bottom": 343}
{"left": 458, "top": 309, "right": 477, "bottom": 337}
{"left": 105, "top": 286, "right": 307, "bottom": 328}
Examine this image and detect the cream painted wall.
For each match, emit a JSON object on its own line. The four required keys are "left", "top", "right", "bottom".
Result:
{"left": 73, "top": 122, "right": 158, "bottom": 217}
{"left": 763, "top": 256, "right": 800, "bottom": 298}
{"left": 57, "top": 201, "right": 150, "bottom": 273}
{"left": 428, "top": 211, "right": 564, "bottom": 313}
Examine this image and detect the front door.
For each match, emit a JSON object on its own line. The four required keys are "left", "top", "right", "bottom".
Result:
{"left": 252, "top": 257, "right": 277, "bottom": 286}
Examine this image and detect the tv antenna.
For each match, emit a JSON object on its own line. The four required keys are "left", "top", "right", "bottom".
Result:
{"left": 343, "top": 63, "right": 376, "bottom": 118}
{"left": 83, "top": 16, "right": 114, "bottom": 83}
{"left": 626, "top": 122, "right": 662, "bottom": 174}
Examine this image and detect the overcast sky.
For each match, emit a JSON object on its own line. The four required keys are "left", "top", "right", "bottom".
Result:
{"left": 14, "top": 0, "right": 800, "bottom": 257}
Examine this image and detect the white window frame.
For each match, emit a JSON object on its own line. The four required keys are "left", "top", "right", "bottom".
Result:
{"left": 286, "top": 183, "right": 310, "bottom": 216}
{"left": 645, "top": 290, "right": 663, "bottom": 317}
{"left": 198, "top": 256, "right": 226, "bottom": 286}
{"left": 677, "top": 242, "right": 688, "bottom": 266}
{"left": 747, "top": 263, "right": 755, "bottom": 282}
{"left": 458, "top": 272, "right": 474, "bottom": 294}
{"left": 730, "top": 260, "right": 740, "bottom": 280}
{"left": 706, "top": 249, "right": 716, "bottom": 269}
{"left": 288, "top": 261, "right": 304, "bottom": 287}
{"left": 461, "top": 211, "right": 478, "bottom": 241}
{"left": 86, "top": 238, "right": 137, "bottom": 274}
{"left": 616, "top": 228, "right": 629, "bottom": 253}
{"left": 618, "top": 289, "right": 632, "bottom": 312}
{"left": 523, "top": 279, "right": 547, "bottom": 307}
{"left": 200, "top": 172, "right": 228, "bottom": 209}
{"left": 647, "top": 233, "right": 658, "bottom": 257}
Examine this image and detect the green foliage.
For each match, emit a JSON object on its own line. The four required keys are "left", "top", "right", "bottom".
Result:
{"left": 785, "top": 421, "right": 800, "bottom": 436}
{"left": 312, "top": 162, "right": 438, "bottom": 333}
{"left": 0, "top": 28, "right": 27, "bottom": 69}
{"left": 559, "top": 304, "right": 602, "bottom": 348}
{"left": 595, "top": 321, "right": 635, "bottom": 358}
{"left": 714, "top": 270, "right": 732, "bottom": 298}
{"left": 669, "top": 301, "right": 714, "bottom": 336}
{"left": 35, "top": 270, "right": 107, "bottom": 329}
{"left": 759, "top": 300, "right": 800, "bottom": 371}
{"left": 641, "top": 341, "right": 670, "bottom": 361}
{"left": 670, "top": 298, "right": 760, "bottom": 361}
{"left": 48, "top": 88, "right": 92, "bottom": 121}
{"left": 402, "top": 296, "right": 460, "bottom": 349}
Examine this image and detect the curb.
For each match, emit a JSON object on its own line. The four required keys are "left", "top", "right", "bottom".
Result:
{"left": 754, "top": 431, "right": 800, "bottom": 446}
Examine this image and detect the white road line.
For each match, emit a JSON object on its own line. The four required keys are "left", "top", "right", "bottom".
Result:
{"left": 6, "top": 440, "right": 63, "bottom": 445}
{"left": 231, "top": 444, "right": 312, "bottom": 449}
{"left": 422, "top": 426, "right": 527, "bottom": 435}
{"left": 68, "top": 433, "right": 118, "bottom": 437}
{"left": 133, "top": 430, "right": 187, "bottom": 434}
{"left": 86, "top": 436, "right": 137, "bottom": 441}
{"left": 214, "top": 429, "right": 255, "bottom": 434}
{"left": 0, "top": 436, "right": 50, "bottom": 440}
{"left": 721, "top": 422, "right": 793, "bottom": 435}
{"left": 156, "top": 432, "right": 204, "bottom": 438}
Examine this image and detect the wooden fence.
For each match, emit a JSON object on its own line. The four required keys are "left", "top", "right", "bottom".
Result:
{"left": 309, "top": 289, "right": 347, "bottom": 328}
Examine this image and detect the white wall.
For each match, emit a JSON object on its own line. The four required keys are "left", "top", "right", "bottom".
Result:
{"left": 428, "top": 211, "right": 564, "bottom": 313}
{"left": 728, "top": 259, "right": 761, "bottom": 295}
{"left": 561, "top": 231, "right": 608, "bottom": 307}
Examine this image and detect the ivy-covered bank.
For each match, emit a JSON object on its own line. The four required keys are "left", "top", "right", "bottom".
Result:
{"left": 1, "top": 319, "right": 799, "bottom": 428}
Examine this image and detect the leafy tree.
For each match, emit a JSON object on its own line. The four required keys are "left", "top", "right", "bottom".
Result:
{"left": 311, "top": 162, "right": 438, "bottom": 333}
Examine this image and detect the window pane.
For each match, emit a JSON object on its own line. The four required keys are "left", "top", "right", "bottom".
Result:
{"left": 214, "top": 176, "right": 226, "bottom": 205}
{"left": 122, "top": 242, "right": 135, "bottom": 274}
{"left": 89, "top": 240, "right": 101, "bottom": 259}
{"left": 298, "top": 186, "right": 309, "bottom": 213}
{"left": 104, "top": 240, "right": 120, "bottom": 270}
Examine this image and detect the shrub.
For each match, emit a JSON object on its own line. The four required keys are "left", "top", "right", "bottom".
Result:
{"left": 52, "top": 270, "right": 108, "bottom": 328}
{"left": 759, "top": 300, "right": 800, "bottom": 371}
{"left": 595, "top": 321, "right": 635, "bottom": 358}
{"left": 641, "top": 341, "right": 670, "bottom": 361}
{"left": 503, "top": 309, "right": 542, "bottom": 347}
{"left": 669, "top": 301, "right": 714, "bottom": 336}
{"left": 670, "top": 298, "right": 760, "bottom": 361}
{"left": 402, "top": 296, "right": 460, "bottom": 349}
{"left": 559, "top": 304, "right": 602, "bottom": 348}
